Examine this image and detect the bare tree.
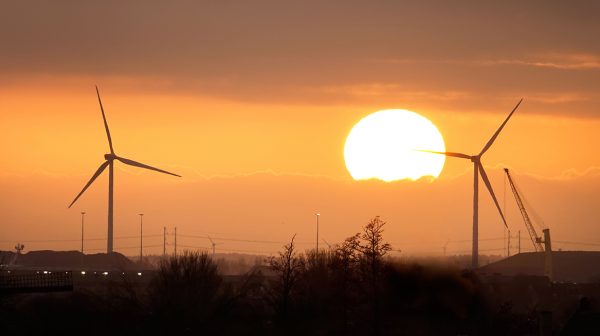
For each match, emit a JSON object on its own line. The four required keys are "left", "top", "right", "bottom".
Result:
{"left": 148, "top": 251, "right": 222, "bottom": 329}
{"left": 356, "top": 216, "right": 392, "bottom": 335}
{"left": 360, "top": 216, "right": 392, "bottom": 281}
{"left": 331, "top": 233, "right": 362, "bottom": 331}
{"left": 269, "top": 234, "right": 305, "bottom": 319}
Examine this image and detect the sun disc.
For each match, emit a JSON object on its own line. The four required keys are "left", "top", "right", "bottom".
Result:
{"left": 344, "top": 109, "right": 446, "bottom": 182}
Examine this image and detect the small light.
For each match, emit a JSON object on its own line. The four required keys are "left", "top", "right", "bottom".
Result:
{"left": 102, "top": 271, "right": 108, "bottom": 275}
{"left": 43, "top": 271, "right": 48, "bottom": 274}
{"left": 81, "top": 271, "right": 86, "bottom": 275}
{"left": 137, "top": 272, "right": 142, "bottom": 276}
{"left": 7, "top": 271, "right": 10, "bottom": 273}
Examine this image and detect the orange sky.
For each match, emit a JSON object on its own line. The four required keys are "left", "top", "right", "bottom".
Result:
{"left": 1, "top": 1, "right": 599, "bottom": 257}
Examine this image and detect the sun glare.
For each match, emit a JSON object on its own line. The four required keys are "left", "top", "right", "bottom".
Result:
{"left": 344, "top": 109, "right": 446, "bottom": 182}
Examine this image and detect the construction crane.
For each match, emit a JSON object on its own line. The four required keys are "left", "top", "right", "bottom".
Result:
{"left": 504, "top": 168, "right": 545, "bottom": 252}
{"left": 504, "top": 168, "right": 553, "bottom": 279}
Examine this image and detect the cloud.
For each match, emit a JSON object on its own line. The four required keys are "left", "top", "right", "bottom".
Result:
{"left": 558, "top": 166, "right": 600, "bottom": 180}
{"left": 480, "top": 53, "right": 600, "bottom": 70}
{"left": 314, "top": 83, "right": 470, "bottom": 101}
{"left": 526, "top": 93, "right": 592, "bottom": 104}
{"left": 2, "top": 165, "right": 600, "bottom": 254}
{"left": 1, "top": 1, "right": 599, "bottom": 116}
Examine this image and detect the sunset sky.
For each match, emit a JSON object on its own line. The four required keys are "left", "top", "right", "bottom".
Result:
{"left": 1, "top": 1, "right": 599, "bottom": 257}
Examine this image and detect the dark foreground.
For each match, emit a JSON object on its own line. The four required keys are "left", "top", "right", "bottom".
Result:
{"left": 3, "top": 218, "right": 600, "bottom": 335}
{"left": 3, "top": 259, "right": 600, "bottom": 335}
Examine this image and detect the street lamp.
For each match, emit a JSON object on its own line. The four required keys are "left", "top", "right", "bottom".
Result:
{"left": 81, "top": 211, "right": 86, "bottom": 254}
{"left": 316, "top": 213, "right": 320, "bottom": 254}
{"left": 139, "top": 213, "right": 144, "bottom": 264}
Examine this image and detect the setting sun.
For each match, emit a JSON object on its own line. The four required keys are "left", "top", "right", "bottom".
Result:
{"left": 2, "top": 3, "right": 600, "bottom": 333}
{"left": 344, "top": 109, "right": 446, "bottom": 182}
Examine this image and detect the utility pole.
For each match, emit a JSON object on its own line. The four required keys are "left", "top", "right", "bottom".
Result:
{"left": 518, "top": 230, "right": 521, "bottom": 254}
{"left": 81, "top": 211, "right": 86, "bottom": 269}
{"left": 139, "top": 213, "right": 144, "bottom": 264}
{"left": 507, "top": 230, "right": 511, "bottom": 257}
{"left": 316, "top": 213, "right": 320, "bottom": 254}
{"left": 163, "top": 226, "right": 166, "bottom": 258}
{"left": 174, "top": 227, "right": 177, "bottom": 256}
{"left": 81, "top": 211, "right": 86, "bottom": 254}
{"left": 504, "top": 229, "right": 506, "bottom": 256}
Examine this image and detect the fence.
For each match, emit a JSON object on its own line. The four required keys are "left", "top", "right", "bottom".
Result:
{"left": 0, "top": 271, "right": 73, "bottom": 294}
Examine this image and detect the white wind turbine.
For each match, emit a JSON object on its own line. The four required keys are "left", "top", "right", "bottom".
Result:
{"left": 207, "top": 236, "right": 222, "bottom": 255}
{"left": 69, "top": 86, "right": 181, "bottom": 254}
{"left": 424, "top": 99, "right": 522, "bottom": 268}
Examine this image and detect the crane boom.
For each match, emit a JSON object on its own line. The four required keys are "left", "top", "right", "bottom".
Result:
{"left": 504, "top": 168, "right": 545, "bottom": 252}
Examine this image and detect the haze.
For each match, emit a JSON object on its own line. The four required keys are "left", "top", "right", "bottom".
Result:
{"left": 1, "top": 1, "right": 599, "bottom": 256}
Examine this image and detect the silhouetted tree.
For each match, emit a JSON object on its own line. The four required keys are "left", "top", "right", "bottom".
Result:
{"left": 148, "top": 251, "right": 222, "bottom": 331}
{"left": 269, "top": 234, "right": 305, "bottom": 321}
{"left": 302, "top": 248, "right": 330, "bottom": 308}
{"left": 359, "top": 216, "right": 392, "bottom": 276}
{"left": 330, "top": 234, "right": 362, "bottom": 331}
{"left": 355, "top": 216, "right": 392, "bottom": 335}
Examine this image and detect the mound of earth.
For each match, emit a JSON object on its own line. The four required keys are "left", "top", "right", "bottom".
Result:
{"left": 1, "top": 250, "right": 137, "bottom": 270}
{"left": 479, "top": 251, "right": 600, "bottom": 283}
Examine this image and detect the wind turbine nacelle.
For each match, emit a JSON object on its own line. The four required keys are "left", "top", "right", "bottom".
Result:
{"left": 104, "top": 154, "right": 116, "bottom": 161}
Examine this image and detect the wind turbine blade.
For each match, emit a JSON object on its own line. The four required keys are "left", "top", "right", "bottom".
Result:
{"left": 68, "top": 161, "right": 110, "bottom": 208}
{"left": 96, "top": 86, "right": 115, "bottom": 154}
{"left": 479, "top": 99, "right": 523, "bottom": 156}
{"left": 418, "top": 149, "right": 472, "bottom": 160}
{"left": 478, "top": 163, "right": 508, "bottom": 228}
{"left": 116, "top": 156, "right": 181, "bottom": 177}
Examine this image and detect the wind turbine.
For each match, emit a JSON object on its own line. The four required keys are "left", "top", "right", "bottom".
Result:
{"left": 69, "top": 86, "right": 181, "bottom": 254}
{"left": 424, "top": 99, "right": 522, "bottom": 269}
{"left": 207, "top": 236, "right": 222, "bottom": 255}
{"left": 442, "top": 239, "right": 449, "bottom": 257}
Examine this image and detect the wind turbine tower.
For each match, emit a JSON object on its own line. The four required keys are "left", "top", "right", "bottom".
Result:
{"left": 69, "top": 86, "right": 181, "bottom": 254}
{"left": 207, "top": 236, "right": 221, "bottom": 255}
{"left": 424, "top": 99, "right": 522, "bottom": 268}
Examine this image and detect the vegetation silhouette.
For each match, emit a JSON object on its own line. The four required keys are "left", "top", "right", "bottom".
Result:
{"left": 3, "top": 216, "right": 600, "bottom": 335}
{"left": 148, "top": 251, "right": 223, "bottom": 331}
{"left": 268, "top": 234, "right": 305, "bottom": 322}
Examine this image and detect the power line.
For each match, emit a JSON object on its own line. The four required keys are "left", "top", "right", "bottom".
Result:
{"left": 7, "top": 232, "right": 600, "bottom": 254}
{"left": 443, "top": 247, "right": 506, "bottom": 254}
{"left": 0, "top": 234, "right": 163, "bottom": 244}
{"left": 178, "top": 234, "right": 313, "bottom": 245}
{"left": 85, "top": 244, "right": 163, "bottom": 252}
{"left": 389, "top": 236, "right": 506, "bottom": 247}
{"left": 177, "top": 244, "right": 274, "bottom": 255}
{"left": 554, "top": 240, "right": 600, "bottom": 247}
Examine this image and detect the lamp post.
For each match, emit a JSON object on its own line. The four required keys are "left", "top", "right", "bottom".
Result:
{"left": 81, "top": 211, "right": 86, "bottom": 254}
{"left": 316, "top": 213, "right": 320, "bottom": 254}
{"left": 139, "top": 213, "right": 144, "bottom": 264}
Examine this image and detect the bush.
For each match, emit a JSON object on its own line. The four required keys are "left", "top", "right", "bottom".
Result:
{"left": 148, "top": 251, "right": 222, "bottom": 331}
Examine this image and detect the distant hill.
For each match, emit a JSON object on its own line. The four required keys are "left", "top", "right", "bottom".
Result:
{"left": 138, "top": 252, "right": 267, "bottom": 275}
{"left": 479, "top": 251, "right": 600, "bottom": 283}
{"left": 0, "top": 250, "right": 138, "bottom": 270}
